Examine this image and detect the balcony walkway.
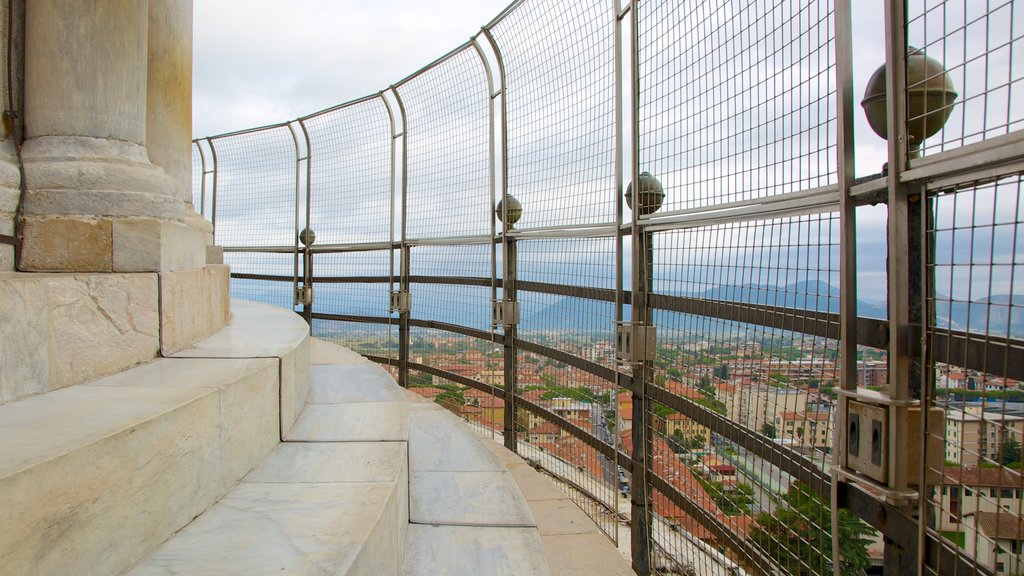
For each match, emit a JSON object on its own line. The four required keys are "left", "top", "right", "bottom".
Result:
{"left": 0, "top": 298, "right": 634, "bottom": 576}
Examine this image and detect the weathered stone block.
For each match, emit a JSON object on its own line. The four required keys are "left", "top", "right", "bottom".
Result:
{"left": 112, "top": 218, "right": 161, "bottom": 271}
{"left": 0, "top": 385, "right": 223, "bottom": 576}
{"left": 20, "top": 217, "right": 112, "bottom": 272}
{"left": 206, "top": 243, "right": 223, "bottom": 264}
{"left": 45, "top": 273, "right": 160, "bottom": 390}
{"left": 281, "top": 336, "right": 311, "bottom": 437}
{"left": 159, "top": 264, "right": 230, "bottom": 355}
{"left": 0, "top": 275, "right": 50, "bottom": 403}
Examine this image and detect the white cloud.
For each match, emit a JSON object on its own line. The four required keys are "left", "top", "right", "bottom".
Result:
{"left": 193, "top": 0, "right": 513, "bottom": 137}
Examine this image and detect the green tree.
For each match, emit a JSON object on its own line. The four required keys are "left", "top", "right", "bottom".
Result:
{"left": 1001, "top": 437, "right": 1022, "bottom": 465}
{"left": 749, "top": 483, "right": 874, "bottom": 576}
{"left": 762, "top": 423, "right": 777, "bottom": 439}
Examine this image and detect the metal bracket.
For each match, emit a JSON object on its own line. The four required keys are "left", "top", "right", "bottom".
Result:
{"left": 295, "top": 285, "right": 313, "bottom": 307}
{"left": 616, "top": 322, "right": 656, "bottom": 364}
{"left": 390, "top": 290, "right": 411, "bottom": 314}
{"left": 492, "top": 299, "right": 519, "bottom": 328}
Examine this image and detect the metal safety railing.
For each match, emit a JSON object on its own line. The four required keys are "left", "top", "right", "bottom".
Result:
{"left": 193, "top": 1, "right": 1024, "bottom": 574}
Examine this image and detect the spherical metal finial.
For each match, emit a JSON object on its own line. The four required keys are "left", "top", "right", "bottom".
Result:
{"left": 298, "top": 227, "right": 316, "bottom": 246}
{"left": 861, "top": 47, "right": 958, "bottom": 157}
{"left": 496, "top": 195, "right": 523, "bottom": 228}
{"left": 625, "top": 171, "right": 665, "bottom": 216}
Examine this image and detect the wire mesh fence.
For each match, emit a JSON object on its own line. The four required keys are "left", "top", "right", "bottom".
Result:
{"left": 193, "top": 0, "right": 1024, "bottom": 574}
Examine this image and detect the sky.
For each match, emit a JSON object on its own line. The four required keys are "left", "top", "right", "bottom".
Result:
{"left": 192, "top": 0, "right": 514, "bottom": 138}
{"left": 191, "top": 0, "right": 1021, "bottom": 304}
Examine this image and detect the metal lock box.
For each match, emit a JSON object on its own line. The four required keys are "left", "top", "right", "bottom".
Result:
{"left": 847, "top": 400, "right": 888, "bottom": 483}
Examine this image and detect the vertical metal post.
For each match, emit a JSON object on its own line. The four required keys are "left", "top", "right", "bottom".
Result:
{"left": 612, "top": 0, "right": 626, "bottom": 549}
{"left": 380, "top": 92, "right": 399, "bottom": 356}
{"left": 482, "top": 27, "right": 516, "bottom": 453}
{"left": 628, "top": 0, "right": 652, "bottom": 573}
{"left": 503, "top": 237, "right": 518, "bottom": 452}
{"left": 391, "top": 87, "right": 411, "bottom": 388}
{"left": 882, "top": 0, "right": 917, "bottom": 573}
{"left": 206, "top": 137, "right": 219, "bottom": 243}
{"left": 298, "top": 119, "right": 315, "bottom": 327}
{"left": 833, "top": 0, "right": 857, "bottom": 572}
{"left": 287, "top": 122, "right": 306, "bottom": 324}
{"left": 193, "top": 140, "right": 207, "bottom": 216}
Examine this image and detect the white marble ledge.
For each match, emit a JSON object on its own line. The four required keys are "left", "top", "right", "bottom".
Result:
{"left": 87, "top": 356, "right": 276, "bottom": 391}
{"left": 308, "top": 364, "right": 406, "bottom": 404}
{"left": 170, "top": 299, "right": 308, "bottom": 359}
{"left": 125, "top": 482, "right": 395, "bottom": 576}
{"left": 286, "top": 402, "right": 410, "bottom": 442}
{"left": 409, "top": 409, "right": 507, "bottom": 473}
{"left": 402, "top": 524, "right": 549, "bottom": 576}
{"left": 409, "top": 470, "right": 536, "bottom": 527}
{"left": 309, "top": 338, "right": 370, "bottom": 365}
{"left": 0, "top": 383, "right": 212, "bottom": 477}
{"left": 245, "top": 442, "right": 407, "bottom": 484}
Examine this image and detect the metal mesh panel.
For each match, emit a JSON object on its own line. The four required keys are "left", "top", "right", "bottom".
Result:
{"left": 303, "top": 98, "right": 393, "bottom": 245}
{"left": 516, "top": 238, "right": 618, "bottom": 356}
{"left": 647, "top": 214, "right": 849, "bottom": 574}
{"left": 225, "top": 251, "right": 294, "bottom": 309}
{"left": 488, "top": 0, "right": 616, "bottom": 228}
{"left": 907, "top": 0, "right": 1024, "bottom": 155}
{"left": 208, "top": 126, "right": 297, "bottom": 247}
{"left": 191, "top": 141, "right": 205, "bottom": 214}
{"left": 311, "top": 249, "right": 394, "bottom": 357}
{"left": 409, "top": 243, "right": 493, "bottom": 332}
{"left": 925, "top": 175, "right": 1024, "bottom": 575}
{"left": 638, "top": 0, "right": 837, "bottom": 211}
{"left": 397, "top": 47, "right": 491, "bottom": 240}
{"left": 515, "top": 396, "right": 620, "bottom": 540}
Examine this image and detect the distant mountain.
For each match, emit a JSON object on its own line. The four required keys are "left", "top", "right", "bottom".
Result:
{"left": 232, "top": 276, "right": 1024, "bottom": 340}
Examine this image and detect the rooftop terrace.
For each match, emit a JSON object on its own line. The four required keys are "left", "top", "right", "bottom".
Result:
{"left": 3, "top": 0, "right": 1024, "bottom": 575}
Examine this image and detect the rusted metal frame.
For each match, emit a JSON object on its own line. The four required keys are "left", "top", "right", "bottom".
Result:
{"left": 838, "top": 482, "right": 994, "bottom": 576}
{"left": 0, "top": 234, "right": 14, "bottom": 245}
{"left": 311, "top": 313, "right": 393, "bottom": 326}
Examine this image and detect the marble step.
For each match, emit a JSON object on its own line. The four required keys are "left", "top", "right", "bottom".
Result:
{"left": 285, "top": 363, "right": 409, "bottom": 443}
{"left": 0, "top": 355, "right": 282, "bottom": 576}
{"left": 124, "top": 442, "right": 409, "bottom": 576}
{"left": 404, "top": 404, "right": 549, "bottom": 576}
{"left": 170, "top": 299, "right": 311, "bottom": 438}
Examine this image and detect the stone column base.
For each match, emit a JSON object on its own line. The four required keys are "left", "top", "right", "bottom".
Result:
{"left": 159, "top": 264, "right": 231, "bottom": 355}
{"left": 18, "top": 135, "right": 207, "bottom": 272}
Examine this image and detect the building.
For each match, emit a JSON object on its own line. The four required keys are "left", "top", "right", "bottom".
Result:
{"left": 945, "top": 408, "right": 1024, "bottom": 465}
{"left": 964, "top": 512, "right": 1024, "bottom": 575}
{"left": 665, "top": 412, "right": 710, "bottom": 447}
{"left": 775, "top": 410, "right": 833, "bottom": 450}
{"left": 935, "top": 466, "right": 1024, "bottom": 532}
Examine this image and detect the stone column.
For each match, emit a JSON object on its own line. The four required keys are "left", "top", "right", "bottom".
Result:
{"left": 18, "top": 0, "right": 204, "bottom": 272}
{"left": 147, "top": 0, "right": 214, "bottom": 248}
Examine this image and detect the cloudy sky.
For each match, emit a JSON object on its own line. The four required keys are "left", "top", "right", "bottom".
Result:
{"left": 192, "top": 1, "right": 1020, "bottom": 304}
{"left": 192, "top": 0, "right": 513, "bottom": 138}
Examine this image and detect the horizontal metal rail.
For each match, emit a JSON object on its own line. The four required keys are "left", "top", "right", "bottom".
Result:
{"left": 234, "top": 270, "right": 1024, "bottom": 382}
{"left": 838, "top": 481, "right": 993, "bottom": 576}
